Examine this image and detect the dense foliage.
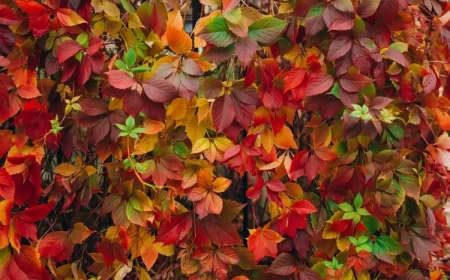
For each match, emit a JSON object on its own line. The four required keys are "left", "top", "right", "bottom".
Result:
{"left": 2, "top": 0, "right": 450, "bottom": 279}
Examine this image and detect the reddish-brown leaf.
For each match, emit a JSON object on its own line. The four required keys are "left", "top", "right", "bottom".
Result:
{"left": 340, "top": 73, "right": 373, "bottom": 92}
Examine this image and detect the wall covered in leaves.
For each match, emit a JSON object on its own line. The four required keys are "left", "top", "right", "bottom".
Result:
{"left": 1, "top": 0, "right": 450, "bottom": 279}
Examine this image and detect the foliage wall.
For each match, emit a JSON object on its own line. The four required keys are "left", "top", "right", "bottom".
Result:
{"left": 1, "top": 0, "right": 450, "bottom": 279}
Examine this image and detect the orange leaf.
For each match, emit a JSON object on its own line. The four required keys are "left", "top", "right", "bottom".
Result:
{"left": 56, "top": 8, "right": 87, "bottom": 26}
{"left": 165, "top": 26, "right": 192, "bottom": 54}
{"left": 247, "top": 224, "right": 284, "bottom": 262}
{"left": 70, "top": 223, "right": 94, "bottom": 244}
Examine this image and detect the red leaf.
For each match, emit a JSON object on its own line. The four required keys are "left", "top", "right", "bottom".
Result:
{"left": 15, "top": 0, "right": 49, "bottom": 15}
{"left": 56, "top": 8, "right": 87, "bottom": 27}
{"left": 324, "top": 6, "right": 354, "bottom": 31}
{"left": 96, "top": 241, "right": 128, "bottom": 266}
{"left": 358, "top": 0, "right": 380, "bottom": 18}
{"left": 0, "top": 4, "right": 22, "bottom": 25}
{"left": 328, "top": 36, "right": 353, "bottom": 61}
{"left": 223, "top": 0, "right": 240, "bottom": 11}
{"left": 79, "top": 98, "right": 109, "bottom": 116}
{"left": 267, "top": 253, "right": 298, "bottom": 275}
{"left": 37, "top": 231, "right": 74, "bottom": 262}
{"left": 0, "top": 168, "right": 14, "bottom": 200}
{"left": 106, "top": 70, "right": 137, "bottom": 89}
{"left": 305, "top": 71, "right": 334, "bottom": 96}
{"left": 212, "top": 94, "right": 236, "bottom": 132}
{"left": 142, "top": 78, "right": 178, "bottom": 103}
{"left": 384, "top": 49, "right": 409, "bottom": 67}
{"left": 340, "top": 73, "right": 372, "bottom": 92}
{"left": 266, "top": 179, "right": 286, "bottom": 192}
{"left": 235, "top": 37, "right": 258, "bottom": 66}
{"left": 155, "top": 212, "right": 193, "bottom": 244}
{"left": 56, "top": 39, "right": 84, "bottom": 64}
{"left": 331, "top": 0, "right": 354, "bottom": 13}
{"left": 284, "top": 68, "right": 307, "bottom": 92}
{"left": 305, "top": 5, "right": 326, "bottom": 36}
{"left": 202, "top": 215, "right": 242, "bottom": 246}
{"left": 15, "top": 201, "right": 55, "bottom": 222}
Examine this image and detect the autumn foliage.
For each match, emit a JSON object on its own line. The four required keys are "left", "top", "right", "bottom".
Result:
{"left": 2, "top": 0, "right": 450, "bottom": 279}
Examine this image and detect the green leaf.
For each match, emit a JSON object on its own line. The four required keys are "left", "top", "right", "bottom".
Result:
{"left": 353, "top": 193, "right": 363, "bottom": 209}
{"left": 356, "top": 208, "right": 371, "bottom": 216}
{"left": 121, "top": 0, "right": 136, "bottom": 13}
{"left": 388, "top": 124, "right": 404, "bottom": 140}
{"left": 200, "top": 17, "right": 235, "bottom": 47}
{"left": 248, "top": 17, "right": 287, "bottom": 44}
{"left": 125, "top": 115, "right": 135, "bottom": 129}
{"left": 76, "top": 33, "right": 89, "bottom": 47}
{"left": 173, "top": 142, "right": 189, "bottom": 158}
{"left": 125, "top": 48, "right": 137, "bottom": 68}
{"left": 361, "top": 215, "right": 379, "bottom": 233}
{"left": 338, "top": 202, "right": 353, "bottom": 212}
{"left": 116, "top": 124, "right": 128, "bottom": 131}
{"left": 131, "top": 66, "right": 152, "bottom": 73}
{"left": 389, "top": 42, "right": 408, "bottom": 53}
{"left": 373, "top": 236, "right": 403, "bottom": 258}
{"left": 114, "top": 60, "right": 127, "bottom": 70}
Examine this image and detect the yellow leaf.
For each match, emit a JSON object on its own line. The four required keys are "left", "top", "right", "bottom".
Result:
{"left": 138, "top": 267, "right": 152, "bottom": 280}
{"left": 285, "top": 182, "right": 303, "bottom": 199}
{"left": 186, "top": 117, "right": 207, "bottom": 144}
{"left": 134, "top": 134, "right": 159, "bottom": 154}
{"left": 336, "top": 236, "right": 351, "bottom": 252}
{"left": 103, "top": 1, "right": 121, "bottom": 17}
{"left": 261, "top": 128, "right": 274, "bottom": 153}
{"left": 166, "top": 98, "right": 189, "bottom": 120}
{"left": 192, "top": 138, "right": 211, "bottom": 153}
{"left": 54, "top": 163, "right": 78, "bottom": 177}
{"left": 274, "top": 125, "right": 298, "bottom": 149}
{"left": 214, "top": 137, "right": 232, "bottom": 152}
{"left": 127, "top": 12, "right": 144, "bottom": 29}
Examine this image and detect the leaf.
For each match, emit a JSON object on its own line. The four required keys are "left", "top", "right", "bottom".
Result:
{"left": 340, "top": 73, "right": 372, "bottom": 92}
{"left": 56, "top": 39, "right": 84, "bottom": 64}
{"left": 223, "top": 0, "right": 240, "bottom": 11}
{"left": 267, "top": 253, "right": 298, "bottom": 275}
{"left": 0, "top": 168, "right": 14, "bottom": 200}
{"left": 358, "top": 0, "right": 380, "bottom": 18}
{"left": 305, "top": 5, "right": 325, "bottom": 36}
{"left": 199, "top": 16, "right": 235, "bottom": 47}
{"left": 248, "top": 17, "right": 287, "bottom": 44}
{"left": 155, "top": 212, "right": 193, "bottom": 244}
{"left": 247, "top": 224, "right": 284, "bottom": 262}
{"left": 328, "top": 36, "right": 352, "bottom": 61}
{"left": 70, "top": 223, "right": 93, "bottom": 244}
{"left": 124, "top": 48, "right": 136, "bottom": 67}
{"left": 331, "top": 0, "right": 354, "bottom": 13}
{"left": 17, "top": 84, "right": 41, "bottom": 99}
{"left": 56, "top": 8, "right": 87, "bottom": 27}
{"left": 142, "top": 78, "right": 178, "bottom": 103}
{"left": 235, "top": 37, "right": 258, "bottom": 66}
{"left": 305, "top": 71, "right": 334, "bottom": 96}
{"left": 212, "top": 94, "right": 236, "bottom": 132}
{"left": 96, "top": 241, "right": 128, "bottom": 266}
{"left": 37, "top": 232, "right": 74, "bottom": 262}
{"left": 202, "top": 215, "right": 242, "bottom": 246}
{"left": 106, "top": 70, "right": 137, "bottom": 89}
{"left": 165, "top": 26, "right": 192, "bottom": 54}
{"left": 54, "top": 163, "right": 78, "bottom": 177}
{"left": 79, "top": 98, "right": 108, "bottom": 116}
{"left": 373, "top": 235, "right": 403, "bottom": 264}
